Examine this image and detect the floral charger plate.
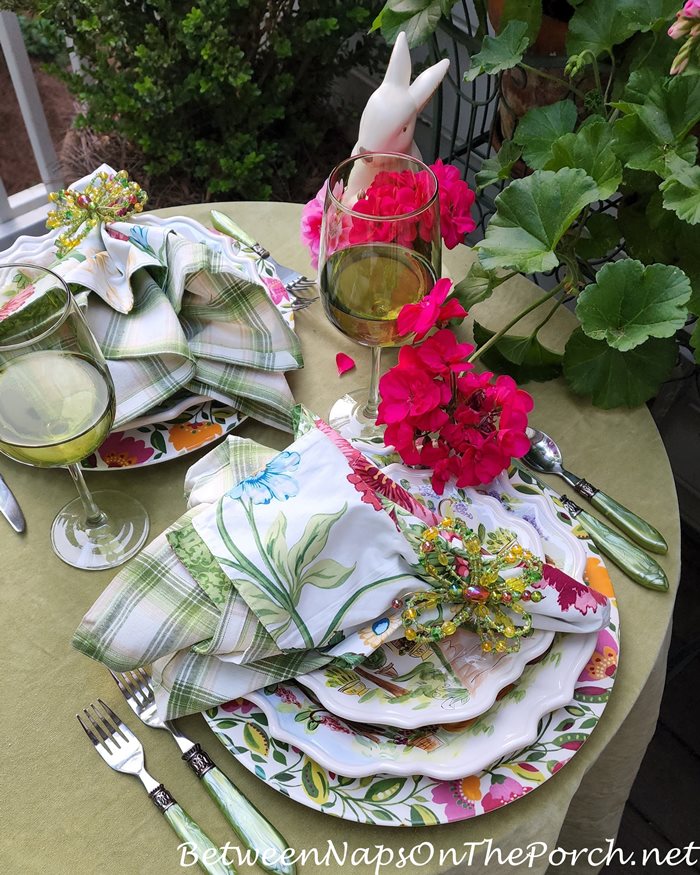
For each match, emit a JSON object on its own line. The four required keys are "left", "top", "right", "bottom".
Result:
{"left": 296, "top": 488, "right": 565, "bottom": 728}
{"left": 204, "top": 465, "right": 619, "bottom": 825}
{"left": 80, "top": 213, "right": 296, "bottom": 471}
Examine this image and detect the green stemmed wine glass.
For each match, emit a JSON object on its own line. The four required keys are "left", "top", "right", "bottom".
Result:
{"left": 318, "top": 152, "right": 441, "bottom": 448}
{"left": 0, "top": 263, "right": 149, "bottom": 570}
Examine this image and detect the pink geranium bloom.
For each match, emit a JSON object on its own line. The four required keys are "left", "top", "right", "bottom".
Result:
{"left": 455, "top": 432, "right": 511, "bottom": 486}
{"left": 384, "top": 420, "right": 421, "bottom": 464}
{"left": 397, "top": 278, "right": 467, "bottom": 341}
{"left": 684, "top": 0, "right": 700, "bottom": 17}
{"left": 376, "top": 366, "right": 443, "bottom": 423}
{"left": 417, "top": 328, "right": 474, "bottom": 376}
{"left": 432, "top": 159, "right": 477, "bottom": 249}
{"left": 419, "top": 439, "right": 458, "bottom": 494}
{"left": 411, "top": 407, "right": 450, "bottom": 433}
{"left": 300, "top": 181, "right": 327, "bottom": 270}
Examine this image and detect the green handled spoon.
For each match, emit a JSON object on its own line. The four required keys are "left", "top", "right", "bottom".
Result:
{"left": 524, "top": 427, "right": 668, "bottom": 554}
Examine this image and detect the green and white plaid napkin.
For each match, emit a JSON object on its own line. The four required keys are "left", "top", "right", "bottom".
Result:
{"left": 73, "top": 423, "right": 430, "bottom": 718}
{"left": 0, "top": 165, "right": 302, "bottom": 432}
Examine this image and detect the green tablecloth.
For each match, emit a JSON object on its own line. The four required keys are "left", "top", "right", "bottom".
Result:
{"left": 0, "top": 203, "right": 681, "bottom": 875}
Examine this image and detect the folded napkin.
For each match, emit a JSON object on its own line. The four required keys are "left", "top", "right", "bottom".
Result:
{"left": 73, "top": 410, "right": 611, "bottom": 719}
{"left": 0, "top": 165, "right": 301, "bottom": 431}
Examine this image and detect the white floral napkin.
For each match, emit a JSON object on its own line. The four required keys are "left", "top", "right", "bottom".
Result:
{"left": 73, "top": 410, "right": 611, "bottom": 719}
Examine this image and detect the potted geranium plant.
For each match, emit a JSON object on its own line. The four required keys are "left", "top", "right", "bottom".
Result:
{"left": 371, "top": 0, "right": 700, "bottom": 409}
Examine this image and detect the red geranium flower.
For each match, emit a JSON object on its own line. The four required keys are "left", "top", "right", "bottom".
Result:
{"left": 397, "top": 278, "right": 467, "bottom": 341}
{"left": 376, "top": 366, "right": 443, "bottom": 423}
{"left": 431, "top": 159, "right": 477, "bottom": 249}
{"left": 416, "top": 329, "right": 474, "bottom": 376}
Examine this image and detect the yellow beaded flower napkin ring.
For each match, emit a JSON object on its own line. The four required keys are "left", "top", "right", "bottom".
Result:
{"left": 47, "top": 170, "right": 148, "bottom": 257}
{"left": 400, "top": 518, "right": 543, "bottom": 654}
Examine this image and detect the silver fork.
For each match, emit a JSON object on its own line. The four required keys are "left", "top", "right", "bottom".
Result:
{"left": 77, "top": 700, "right": 236, "bottom": 875}
{"left": 210, "top": 210, "right": 318, "bottom": 303}
{"left": 110, "top": 669, "right": 295, "bottom": 875}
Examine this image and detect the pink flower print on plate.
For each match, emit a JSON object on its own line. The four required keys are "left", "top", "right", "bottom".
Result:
{"left": 98, "top": 432, "right": 154, "bottom": 468}
{"left": 537, "top": 564, "right": 608, "bottom": 615}
{"left": 260, "top": 275, "right": 290, "bottom": 306}
{"left": 481, "top": 775, "right": 531, "bottom": 812}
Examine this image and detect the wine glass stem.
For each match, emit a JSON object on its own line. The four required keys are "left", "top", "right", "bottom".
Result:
{"left": 67, "top": 463, "right": 107, "bottom": 527}
{"left": 362, "top": 346, "right": 383, "bottom": 422}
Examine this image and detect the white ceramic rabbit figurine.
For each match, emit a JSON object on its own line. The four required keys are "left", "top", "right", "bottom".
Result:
{"left": 345, "top": 31, "right": 449, "bottom": 199}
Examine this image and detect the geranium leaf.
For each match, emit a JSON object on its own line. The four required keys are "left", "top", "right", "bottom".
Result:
{"left": 566, "top": 0, "right": 641, "bottom": 58}
{"left": 475, "top": 168, "right": 600, "bottom": 273}
{"left": 612, "top": 73, "right": 700, "bottom": 175}
{"left": 372, "top": 1, "right": 443, "bottom": 47}
{"left": 618, "top": 191, "right": 700, "bottom": 308}
{"left": 689, "top": 285, "right": 700, "bottom": 317}
{"left": 614, "top": 71, "right": 700, "bottom": 141}
{"left": 464, "top": 20, "right": 529, "bottom": 82}
{"left": 576, "top": 260, "right": 691, "bottom": 351}
{"left": 613, "top": 117, "right": 697, "bottom": 176}
{"left": 476, "top": 140, "right": 522, "bottom": 191}
{"left": 514, "top": 100, "right": 578, "bottom": 170}
{"left": 660, "top": 156, "right": 700, "bottom": 225}
{"left": 452, "top": 262, "right": 504, "bottom": 309}
{"left": 618, "top": 190, "right": 678, "bottom": 264}
{"left": 473, "top": 321, "right": 563, "bottom": 382}
{"left": 691, "top": 321, "right": 700, "bottom": 363}
{"left": 544, "top": 117, "right": 622, "bottom": 200}
{"left": 390, "top": 1, "right": 443, "bottom": 47}
{"left": 577, "top": 212, "right": 620, "bottom": 260}
{"left": 501, "top": 0, "right": 542, "bottom": 44}
{"left": 617, "top": 0, "right": 679, "bottom": 30}
{"left": 563, "top": 328, "right": 677, "bottom": 407}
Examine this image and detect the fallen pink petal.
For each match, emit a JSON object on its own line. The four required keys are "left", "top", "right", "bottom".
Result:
{"left": 336, "top": 352, "right": 356, "bottom": 376}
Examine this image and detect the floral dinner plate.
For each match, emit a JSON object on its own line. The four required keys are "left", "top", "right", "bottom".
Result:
{"left": 204, "top": 465, "right": 619, "bottom": 825}
{"left": 237, "top": 625, "right": 594, "bottom": 780}
{"left": 297, "top": 470, "right": 586, "bottom": 728}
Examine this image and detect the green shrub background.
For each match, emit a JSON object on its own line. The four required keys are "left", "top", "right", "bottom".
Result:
{"left": 17, "top": 1, "right": 383, "bottom": 200}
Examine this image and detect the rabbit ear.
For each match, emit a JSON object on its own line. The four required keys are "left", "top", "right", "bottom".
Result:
{"left": 409, "top": 58, "right": 450, "bottom": 113}
{"left": 383, "top": 31, "right": 412, "bottom": 87}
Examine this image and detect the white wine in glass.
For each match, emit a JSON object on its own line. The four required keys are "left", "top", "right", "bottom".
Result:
{"left": 318, "top": 152, "right": 440, "bottom": 447}
{"left": 0, "top": 263, "right": 149, "bottom": 570}
{"left": 321, "top": 243, "right": 436, "bottom": 348}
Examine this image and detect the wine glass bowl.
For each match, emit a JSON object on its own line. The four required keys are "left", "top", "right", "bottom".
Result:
{"left": 318, "top": 152, "right": 441, "bottom": 444}
{"left": 0, "top": 263, "right": 149, "bottom": 570}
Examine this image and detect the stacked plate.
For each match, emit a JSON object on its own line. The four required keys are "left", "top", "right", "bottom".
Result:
{"left": 205, "top": 465, "right": 620, "bottom": 826}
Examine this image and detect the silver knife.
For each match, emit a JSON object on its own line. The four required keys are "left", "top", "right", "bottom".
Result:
{"left": 0, "top": 473, "right": 25, "bottom": 533}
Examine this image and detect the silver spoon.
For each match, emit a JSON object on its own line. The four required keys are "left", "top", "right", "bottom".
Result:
{"left": 523, "top": 427, "right": 667, "bottom": 555}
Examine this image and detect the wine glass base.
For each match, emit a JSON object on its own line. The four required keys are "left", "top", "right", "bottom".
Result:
{"left": 50, "top": 490, "right": 150, "bottom": 571}
{"left": 328, "top": 388, "right": 394, "bottom": 455}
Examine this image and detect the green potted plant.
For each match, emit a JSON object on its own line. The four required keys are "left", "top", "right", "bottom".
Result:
{"left": 373, "top": 0, "right": 700, "bottom": 408}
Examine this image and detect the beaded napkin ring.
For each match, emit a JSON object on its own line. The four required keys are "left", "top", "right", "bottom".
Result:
{"left": 47, "top": 170, "right": 148, "bottom": 257}
{"left": 399, "top": 518, "right": 543, "bottom": 653}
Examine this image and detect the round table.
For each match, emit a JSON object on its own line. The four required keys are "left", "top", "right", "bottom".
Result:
{"left": 1, "top": 202, "right": 680, "bottom": 875}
